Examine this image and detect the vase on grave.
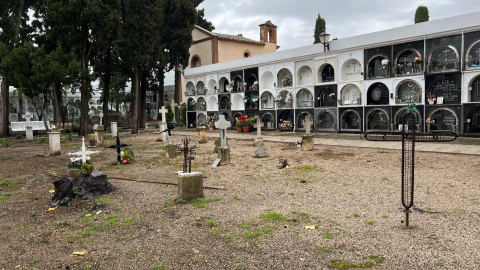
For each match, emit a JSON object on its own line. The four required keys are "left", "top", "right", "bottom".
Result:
{"left": 237, "top": 126, "right": 243, "bottom": 133}
{"left": 242, "top": 126, "right": 249, "bottom": 133}
{"left": 68, "top": 169, "right": 80, "bottom": 178}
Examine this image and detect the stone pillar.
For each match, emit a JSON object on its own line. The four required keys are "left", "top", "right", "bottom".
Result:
{"left": 301, "top": 135, "right": 314, "bottom": 151}
{"left": 159, "top": 122, "right": 168, "bottom": 142}
{"left": 165, "top": 144, "right": 177, "bottom": 159}
{"left": 48, "top": 131, "right": 61, "bottom": 155}
{"left": 25, "top": 126, "right": 33, "bottom": 142}
{"left": 198, "top": 126, "right": 207, "bottom": 144}
{"left": 177, "top": 172, "right": 203, "bottom": 200}
{"left": 111, "top": 122, "right": 118, "bottom": 137}
{"left": 95, "top": 125, "right": 105, "bottom": 147}
{"left": 218, "top": 146, "right": 230, "bottom": 163}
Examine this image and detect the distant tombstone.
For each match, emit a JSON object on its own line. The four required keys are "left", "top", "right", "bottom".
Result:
{"left": 254, "top": 142, "right": 269, "bottom": 158}
{"left": 49, "top": 131, "right": 62, "bottom": 155}
{"left": 254, "top": 116, "right": 263, "bottom": 146}
{"left": 99, "top": 111, "right": 104, "bottom": 125}
{"left": 111, "top": 122, "right": 118, "bottom": 137}
{"left": 170, "top": 100, "right": 178, "bottom": 122}
{"left": 212, "top": 158, "right": 221, "bottom": 168}
{"left": 302, "top": 115, "right": 313, "bottom": 134}
{"left": 197, "top": 126, "right": 207, "bottom": 144}
{"left": 159, "top": 106, "right": 168, "bottom": 142}
{"left": 215, "top": 115, "right": 231, "bottom": 163}
{"left": 301, "top": 115, "right": 314, "bottom": 151}
{"left": 24, "top": 112, "right": 34, "bottom": 142}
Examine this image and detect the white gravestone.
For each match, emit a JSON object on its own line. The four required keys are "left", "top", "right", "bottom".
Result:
{"left": 24, "top": 112, "right": 34, "bottom": 142}
{"left": 256, "top": 116, "right": 262, "bottom": 137}
{"left": 111, "top": 122, "right": 118, "bottom": 137}
{"left": 99, "top": 111, "right": 104, "bottom": 126}
{"left": 215, "top": 115, "right": 231, "bottom": 147}
{"left": 158, "top": 106, "right": 168, "bottom": 142}
{"left": 68, "top": 137, "right": 99, "bottom": 164}
{"left": 170, "top": 100, "right": 178, "bottom": 123}
{"left": 302, "top": 115, "right": 313, "bottom": 135}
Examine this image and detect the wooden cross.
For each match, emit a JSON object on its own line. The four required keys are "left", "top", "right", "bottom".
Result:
{"left": 68, "top": 137, "right": 99, "bottom": 164}
{"left": 256, "top": 115, "right": 262, "bottom": 137}
{"left": 106, "top": 135, "right": 131, "bottom": 163}
{"left": 158, "top": 106, "right": 168, "bottom": 123}
{"left": 176, "top": 137, "right": 197, "bottom": 173}
{"left": 215, "top": 115, "right": 231, "bottom": 147}
{"left": 364, "top": 112, "right": 457, "bottom": 227}
{"left": 302, "top": 115, "right": 313, "bottom": 134}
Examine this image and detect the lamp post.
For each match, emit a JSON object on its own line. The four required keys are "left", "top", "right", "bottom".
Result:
{"left": 319, "top": 32, "right": 331, "bottom": 52}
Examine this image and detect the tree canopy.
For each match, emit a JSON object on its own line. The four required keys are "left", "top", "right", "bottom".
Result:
{"left": 313, "top": 13, "right": 326, "bottom": 44}
{"left": 415, "top": 5, "right": 430, "bottom": 24}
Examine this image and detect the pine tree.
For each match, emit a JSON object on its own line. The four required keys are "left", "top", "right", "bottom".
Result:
{"left": 414, "top": 5, "right": 429, "bottom": 24}
{"left": 196, "top": 8, "right": 214, "bottom": 31}
{"left": 313, "top": 13, "right": 326, "bottom": 44}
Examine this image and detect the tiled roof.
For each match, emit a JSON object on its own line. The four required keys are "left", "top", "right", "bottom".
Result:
{"left": 185, "top": 11, "right": 480, "bottom": 77}
{"left": 214, "top": 33, "right": 264, "bottom": 45}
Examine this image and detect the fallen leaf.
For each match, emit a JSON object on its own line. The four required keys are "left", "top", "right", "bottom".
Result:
{"left": 45, "top": 208, "right": 56, "bottom": 212}
{"left": 304, "top": 225, "right": 317, "bottom": 230}
{"left": 72, "top": 249, "right": 88, "bottom": 256}
{"left": 49, "top": 189, "right": 55, "bottom": 193}
{"left": 96, "top": 210, "right": 102, "bottom": 215}
{"left": 85, "top": 214, "right": 92, "bottom": 217}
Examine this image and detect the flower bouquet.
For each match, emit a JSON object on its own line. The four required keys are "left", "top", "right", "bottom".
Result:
{"left": 120, "top": 148, "right": 135, "bottom": 164}
{"left": 279, "top": 119, "right": 292, "bottom": 131}
{"left": 381, "top": 59, "right": 389, "bottom": 69}
{"left": 414, "top": 57, "right": 423, "bottom": 65}
{"left": 282, "top": 75, "right": 292, "bottom": 87}
{"left": 274, "top": 93, "right": 283, "bottom": 103}
{"left": 426, "top": 118, "right": 435, "bottom": 126}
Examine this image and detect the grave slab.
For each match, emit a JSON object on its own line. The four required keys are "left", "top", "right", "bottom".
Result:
{"left": 95, "top": 125, "right": 105, "bottom": 146}
{"left": 177, "top": 172, "right": 203, "bottom": 200}
{"left": 301, "top": 135, "right": 314, "bottom": 151}
{"left": 111, "top": 122, "right": 118, "bottom": 137}
{"left": 48, "top": 131, "right": 62, "bottom": 155}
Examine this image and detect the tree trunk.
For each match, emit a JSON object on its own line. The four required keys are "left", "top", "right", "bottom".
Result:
{"left": 0, "top": 77, "right": 9, "bottom": 137}
{"left": 79, "top": 32, "right": 91, "bottom": 137}
{"left": 174, "top": 68, "right": 181, "bottom": 123}
{"left": 52, "top": 81, "right": 63, "bottom": 128}
{"left": 131, "top": 68, "right": 139, "bottom": 133}
{"left": 42, "top": 94, "right": 50, "bottom": 132}
{"left": 139, "top": 73, "right": 147, "bottom": 129}
{"left": 157, "top": 73, "right": 164, "bottom": 120}
{"left": 102, "top": 49, "right": 112, "bottom": 129}
{"left": 17, "top": 91, "right": 23, "bottom": 121}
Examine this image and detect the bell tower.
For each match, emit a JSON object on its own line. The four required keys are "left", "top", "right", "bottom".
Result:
{"left": 259, "top": 20, "right": 277, "bottom": 44}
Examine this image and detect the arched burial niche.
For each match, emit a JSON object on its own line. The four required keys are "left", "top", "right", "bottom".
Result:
{"left": 367, "top": 55, "right": 390, "bottom": 78}
{"left": 470, "top": 75, "right": 480, "bottom": 102}
{"left": 218, "top": 77, "right": 229, "bottom": 93}
{"left": 196, "top": 81, "right": 206, "bottom": 95}
{"left": 219, "top": 95, "right": 230, "bottom": 111}
{"left": 316, "top": 110, "right": 335, "bottom": 130}
{"left": 208, "top": 79, "right": 217, "bottom": 94}
{"left": 427, "top": 108, "right": 459, "bottom": 132}
{"left": 276, "top": 90, "right": 293, "bottom": 109}
{"left": 245, "top": 74, "right": 258, "bottom": 91}
{"left": 340, "top": 110, "right": 361, "bottom": 131}
{"left": 366, "top": 108, "right": 390, "bottom": 130}
{"left": 186, "top": 81, "right": 195, "bottom": 96}
{"left": 197, "top": 97, "right": 207, "bottom": 111}
{"left": 394, "top": 107, "right": 422, "bottom": 132}
{"left": 319, "top": 64, "right": 334, "bottom": 83}
{"left": 317, "top": 87, "right": 336, "bottom": 107}
{"left": 296, "top": 111, "right": 314, "bottom": 130}
{"left": 296, "top": 89, "right": 313, "bottom": 108}
{"left": 297, "top": 66, "right": 313, "bottom": 86}
{"left": 278, "top": 110, "right": 293, "bottom": 130}
{"left": 428, "top": 45, "right": 459, "bottom": 73}
{"left": 395, "top": 80, "right": 422, "bottom": 104}
{"left": 187, "top": 97, "right": 196, "bottom": 111}
{"left": 367, "top": 83, "right": 389, "bottom": 105}
{"left": 395, "top": 49, "right": 422, "bottom": 75}
{"left": 207, "top": 96, "right": 218, "bottom": 111}
{"left": 466, "top": 107, "right": 480, "bottom": 133}
{"left": 261, "top": 91, "right": 275, "bottom": 109}
{"left": 232, "top": 75, "right": 244, "bottom": 92}
{"left": 340, "top": 84, "right": 361, "bottom": 106}
{"left": 261, "top": 112, "right": 275, "bottom": 129}
{"left": 277, "top": 68, "right": 293, "bottom": 88}
{"left": 260, "top": 71, "right": 274, "bottom": 90}
{"left": 466, "top": 40, "right": 480, "bottom": 69}
{"left": 197, "top": 113, "right": 207, "bottom": 126}
{"left": 231, "top": 94, "right": 244, "bottom": 111}
{"left": 341, "top": 59, "right": 362, "bottom": 82}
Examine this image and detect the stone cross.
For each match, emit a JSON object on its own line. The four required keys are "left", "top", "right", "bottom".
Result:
{"left": 99, "top": 111, "right": 104, "bottom": 125}
{"left": 24, "top": 112, "right": 33, "bottom": 125}
{"left": 302, "top": 115, "right": 313, "bottom": 134}
{"left": 364, "top": 112, "right": 458, "bottom": 227}
{"left": 256, "top": 116, "right": 262, "bottom": 137}
{"left": 158, "top": 106, "right": 168, "bottom": 123}
{"left": 170, "top": 100, "right": 178, "bottom": 122}
{"left": 68, "top": 137, "right": 99, "bottom": 164}
{"left": 215, "top": 115, "right": 231, "bottom": 147}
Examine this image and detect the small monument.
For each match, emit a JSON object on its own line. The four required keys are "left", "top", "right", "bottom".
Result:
{"left": 160, "top": 123, "right": 176, "bottom": 158}
{"left": 106, "top": 135, "right": 131, "bottom": 163}
{"left": 94, "top": 112, "right": 105, "bottom": 146}
{"left": 111, "top": 122, "right": 118, "bottom": 137}
{"left": 158, "top": 106, "right": 169, "bottom": 143}
{"left": 69, "top": 137, "right": 100, "bottom": 164}
{"left": 197, "top": 126, "right": 208, "bottom": 144}
{"left": 301, "top": 115, "right": 314, "bottom": 151}
{"left": 215, "top": 115, "right": 231, "bottom": 164}
{"left": 254, "top": 142, "right": 269, "bottom": 158}
{"left": 254, "top": 115, "right": 263, "bottom": 146}
{"left": 176, "top": 138, "right": 203, "bottom": 200}
{"left": 24, "top": 112, "right": 34, "bottom": 142}
{"left": 48, "top": 128, "right": 62, "bottom": 155}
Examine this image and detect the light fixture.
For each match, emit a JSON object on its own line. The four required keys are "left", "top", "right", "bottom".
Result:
{"left": 319, "top": 32, "right": 331, "bottom": 52}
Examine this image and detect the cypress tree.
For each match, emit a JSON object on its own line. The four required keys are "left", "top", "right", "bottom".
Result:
{"left": 313, "top": 13, "right": 326, "bottom": 44}
{"left": 414, "top": 5, "right": 429, "bottom": 24}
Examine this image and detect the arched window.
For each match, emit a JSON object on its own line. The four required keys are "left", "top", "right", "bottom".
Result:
{"left": 190, "top": 55, "right": 201, "bottom": 68}
{"left": 297, "top": 66, "right": 313, "bottom": 86}
{"left": 428, "top": 45, "right": 459, "bottom": 73}
{"left": 396, "top": 80, "right": 422, "bottom": 104}
{"left": 470, "top": 76, "right": 480, "bottom": 102}
{"left": 320, "top": 64, "right": 334, "bottom": 82}
{"left": 296, "top": 89, "right": 313, "bottom": 108}
{"left": 316, "top": 111, "right": 335, "bottom": 130}
{"left": 367, "top": 55, "right": 390, "bottom": 79}
{"left": 466, "top": 40, "right": 480, "bottom": 69}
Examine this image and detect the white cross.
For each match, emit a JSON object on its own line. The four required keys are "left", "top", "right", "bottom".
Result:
{"left": 256, "top": 116, "right": 262, "bottom": 137}
{"left": 303, "top": 115, "right": 313, "bottom": 134}
{"left": 215, "top": 115, "right": 231, "bottom": 147}
{"left": 68, "top": 137, "right": 99, "bottom": 164}
{"left": 99, "top": 111, "right": 104, "bottom": 125}
{"left": 170, "top": 100, "right": 178, "bottom": 122}
{"left": 159, "top": 106, "right": 168, "bottom": 123}
{"left": 23, "top": 112, "right": 33, "bottom": 124}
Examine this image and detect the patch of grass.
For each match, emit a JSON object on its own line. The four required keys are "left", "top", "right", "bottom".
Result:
{"left": 243, "top": 231, "right": 264, "bottom": 239}
{"left": 37, "top": 137, "right": 48, "bottom": 143}
{"left": 125, "top": 252, "right": 133, "bottom": 259}
{"left": 0, "top": 195, "right": 10, "bottom": 203}
{"left": 366, "top": 220, "right": 375, "bottom": 225}
{"left": 316, "top": 149, "right": 355, "bottom": 160}
{"left": 206, "top": 219, "right": 215, "bottom": 228}
{"left": 241, "top": 220, "right": 257, "bottom": 229}
{"left": 0, "top": 212, "right": 6, "bottom": 216}
{"left": 345, "top": 215, "right": 352, "bottom": 219}
{"left": 0, "top": 155, "right": 12, "bottom": 160}
{"left": 150, "top": 261, "right": 169, "bottom": 270}
{"left": 352, "top": 213, "right": 360, "bottom": 218}
{"left": 104, "top": 215, "right": 119, "bottom": 227}
{"left": 233, "top": 195, "right": 241, "bottom": 200}
{"left": 95, "top": 196, "right": 110, "bottom": 204}
{"left": 0, "top": 139, "right": 13, "bottom": 148}
{"left": 316, "top": 247, "right": 330, "bottom": 253}
{"left": 294, "top": 165, "right": 317, "bottom": 173}
{"left": 30, "top": 258, "right": 42, "bottom": 267}
{"left": 369, "top": 255, "right": 385, "bottom": 264}
{"left": 382, "top": 215, "right": 389, "bottom": 218}
{"left": 260, "top": 211, "right": 286, "bottom": 221}
{"left": 0, "top": 179, "right": 19, "bottom": 189}
{"left": 190, "top": 197, "right": 220, "bottom": 208}
{"left": 329, "top": 257, "right": 382, "bottom": 269}
{"left": 434, "top": 262, "right": 444, "bottom": 267}
{"left": 323, "top": 233, "right": 333, "bottom": 239}
{"left": 221, "top": 234, "right": 233, "bottom": 243}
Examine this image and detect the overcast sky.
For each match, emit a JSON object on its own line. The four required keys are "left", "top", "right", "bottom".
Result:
{"left": 164, "top": 0, "right": 480, "bottom": 84}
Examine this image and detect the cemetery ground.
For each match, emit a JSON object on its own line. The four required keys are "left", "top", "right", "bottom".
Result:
{"left": 0, "top": 131, "right": 480, "bottom": 270}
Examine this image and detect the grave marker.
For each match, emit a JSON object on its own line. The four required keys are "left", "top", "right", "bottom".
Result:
{"left": 159, "top": 106, "right": 169, "bottom": 142}
{"left": 69, "top": 137, "right": 100, "bottom": 163}
{"left": 302, "top": 115, "right": 313, "bottom": 134}
{"left": 215, "top": 115, "right": 231, "bottom": 163}
{"left": 105, "top": 135, "right": 131, "bottom": 163}
{"left": 364, "top": 112, "right": 457, "bottom": 227}
{"left": 176, "top": 137, "right": 197, "bottom": 173}
{"left": 24, "top": 112, "right": 34, "bottom": 142}
{"left": 160, "top": 123, "right": 176, "bottom": 158}
{"left": 254, "top": 115, "right": 263, "bottom": 146}
{"left": 170, "top": 100, "right": 178, "bottom": 122}
{"left": 301, "top": 115, "right": 314, "bottom": 151}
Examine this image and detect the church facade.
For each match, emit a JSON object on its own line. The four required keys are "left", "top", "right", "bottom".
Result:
{"left": 183, "top": 12, "right": 480, "bottom": 136}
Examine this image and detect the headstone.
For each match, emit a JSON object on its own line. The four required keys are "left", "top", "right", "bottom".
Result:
{"left": 198, "top": 126, "right": 207, "bottom": 144}
{"left": 215, "top": 115, "right": 231, "bottom": 163}
{"left": 94, "top": 125, "right": 105, "bottom": 147}
{"left": 111, "top": 122, "right": 118, "bottom": 137}
{"left": 213, "top": 138, "right": 229, "bottom": 153}
{"left": 255, "top": 142, "right": 269, "bottom": 158}
{"left": 254, "top": 116, "right": 263, "bottom": 146}
{"left": 48, "top": 131, "right": 62, "bottom": 155}
{"left": 177, "top": 172, "right": 203, "bottom": 200}
{"left": 24, "top": 112, "right": 34, "bottom": 142}
{"left": 212, "top": 158, "right": 221, "bottom": 168}
{"left": 301, "top": 134, "right": 314, "bottom": 151}
{"left": 70, "top": 137, "right": 100, "bottom": 163}
{"left": 303, "top": 115, "right": 313, "bottom": 135}
{"left": 159, "top": 106, "right": 169, "bottom": 142}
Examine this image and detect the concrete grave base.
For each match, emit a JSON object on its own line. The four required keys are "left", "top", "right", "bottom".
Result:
{"left": 301, "top": 135, "right": 314, "bottom": 151}
{"left": 213, "top": 138, "right": 229, "bottom": 153}
{"left": 198, "top": 127, "right": 207, "bottom": 144}
{"left": 26, "top": 126, "right": 33, "bottom": 142}
{"left": 218, "top": 146, "right": 230, "bottom": 164}
{"left": 95, "top": 125, "right": 105, "bottom": 147}
{"left": 48, "top": 131, "right": 62, "bottom": 155}
{"left": 177, "top": 172, "right": 204, "bottom": 200}
{"left": 254, "top": 137, "right": 263, "bottom": 147}
{"left": 165, "top": 144, "right": 177, "bottom": 159}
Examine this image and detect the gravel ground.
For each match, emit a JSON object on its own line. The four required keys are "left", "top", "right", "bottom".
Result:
{"left": 0, "top": 131, "right": 479, "bottom": 269}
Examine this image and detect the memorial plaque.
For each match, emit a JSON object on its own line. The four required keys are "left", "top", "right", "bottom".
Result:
{"left": 427, "top": 76, "right": 461, "bottom": 104}
{"left": 212, "top": 158, "right": 221, "bottom": 168}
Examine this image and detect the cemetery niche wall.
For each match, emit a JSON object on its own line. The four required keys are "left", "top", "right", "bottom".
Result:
{"left": 315, "top": 108, "right": 337, "bottom": 131}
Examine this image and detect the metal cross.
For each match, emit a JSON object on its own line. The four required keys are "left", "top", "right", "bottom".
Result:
{"left": 159, "top": 123, "right": 175, "bottom": 137}
{"left": 176, "top": 137, "right": 197, "bottom": 173}
{"left": 106, "top": 135, "right": 131, "bottom": 163}
{"left": 215, "top": 115, "right": 231, "bottom": 147}
{"left": 302, "top": 115, "right": 313, "bottom": 134}
{"left": 364, "top": 112, "right": 457, "bottom": 227}
{"left": 68, "top": 137, "right": 99, "bottom": 164}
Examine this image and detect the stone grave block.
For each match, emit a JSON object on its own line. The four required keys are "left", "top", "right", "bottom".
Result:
{"left": 95, "top": 125, "right": 105, "bottom": 147}
{"left": 48, "top": 131, "right": 62, "bottom": 155}
{"left": 165, "top": 144, "right": 177, "bottom": 159}
{"left": 255, "top": 142, "right": 269, "bottom": 158}
{"left": 218, "top": 146, "right": 231, "bottom": 164}
{"left": 198, "top": 126, "right": 207, "bottom": 144}
{"left": 177, "top": 172, "right": 203, "bottom": 200}
{"left": 111, "top": 122, "right": 118, "bottom": 137}
{"left": 301, "top": 135, "right": 314, "bottom": 151}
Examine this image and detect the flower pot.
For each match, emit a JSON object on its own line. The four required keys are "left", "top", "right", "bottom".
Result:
{"left": 242, "top": 126, "right": 250, "bottom": 133}
{"left": 89, "top": 140, "right": 96, "bottom": 147}
{"left": 237, "top": 127, "right": 243, "bottom": 133}
{"left": 68, "top": 169, "right": 80, "bottom": 178}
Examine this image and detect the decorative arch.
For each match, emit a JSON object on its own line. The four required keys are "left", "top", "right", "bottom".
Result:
{"left": 427, "top": 108, "right": 459, "bottom": 132}
{"left": 428, "top": 45, "right": 459, "bottom": 73}
{"left": 245, "top": 74, "right": 258, "bottom": 91}
{"left": 395, "top": 48, "right": 422, "bottom": 75}
{"left": 219, "top": 77, "right": 229, "bottom": 93}
{"left": 469, "top": 75, "right": 480, "bottom": 102}
{"left": 187, "top": 97, "right": 197, "bottom": 111}
{"left": 316, "top": 110, "right": 336, "bottom": 130}
{"left": 260, "top": 71, "right": 274, "bottom": 90}
{"left": 277, "top": 68, "right": 293, "bottom": 87}
{"left": 466, "top": 40, "right": 480, "bottom": 69}
{"left": 232, "top": 75, "right": 244, "bottom": 92}
{"left": 367, "top": 83, "right": 389, "bottom": 105}
{"left": 340, "top": 84, "right": 361, "bottom": 105}
{"left": 197, "top": 97, "right": 206, "bottom": 111}
{"left": 197, "top": 113, "right": 207, "bottom": 126}
{"left": 231, "top": 94, "right": 244, "bottom": 111}
{"left": 341, "top": 59, "right": 362, "bottom": 82}
{"left": 393, "top": 107, "right": 423, "bottom": 132}
{"left": 296, "top": 111, "right": 314, "bottom": 130}
{"left": 366, "top": 108, "right": 390, "bottom": 130}
{"left": 261, "top": 91, "right": 275, "bottom": 109}
{"left": 186, "top": 81, "right": 195, "bottom": 96}
{"left": 207, "top": 96, "right": 218, "bottom": 111}
{"left": 317, "top": 87, "right": 336, "bottom": 107}
{"left": 190, "top": 54, "right": 201, "bottom": 68}
{"left": 196, "top": 81, "right": 205, "bottom": 95}
{"left": 208, "top": 79, "right": 217, "bottom": 94}
{"left": 395, "top": 80, "right": 422, "bottom": 104}
{"left": 466, "top": 107, "right": 480, "bottom": 133}
{"left": 261, "top": 112, "right": 275, "bottom": 129}
{"left": 340, "top": 110, "right": 361, "bottom": 130}
{"left": 219, "top": 95, "right": 230, "bottom": 110}
{"left": 297, "top": 66, "right": 313, "bottom": 86}
{"left": 318, "top": 64, "right": 334, "bottom": 83}
{"left": 367, "top": 54, "right": 390, "bottom": 79}
{"left": 296, "top": 89, "right": 313, "bottom": 108}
